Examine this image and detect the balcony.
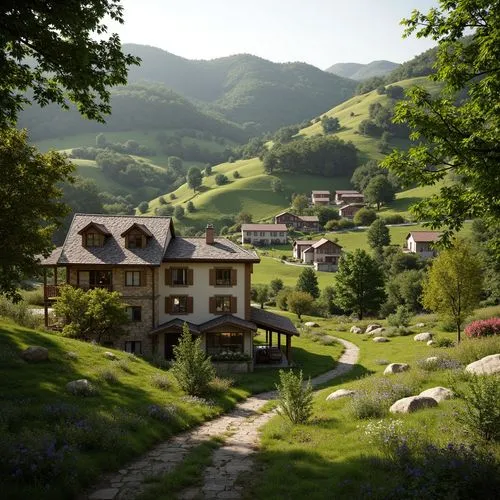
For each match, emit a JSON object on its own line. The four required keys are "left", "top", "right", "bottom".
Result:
{"left": 44, "top": 284, "right": 113, "bottom": 300}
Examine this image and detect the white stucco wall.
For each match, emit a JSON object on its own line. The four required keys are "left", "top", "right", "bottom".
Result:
{"left": 158, "top": 262, "right": 246, "bottom": 324}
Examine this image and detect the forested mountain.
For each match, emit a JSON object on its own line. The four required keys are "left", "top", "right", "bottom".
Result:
{"left": 326, "top": 60, "right": 399, "bottom": 80}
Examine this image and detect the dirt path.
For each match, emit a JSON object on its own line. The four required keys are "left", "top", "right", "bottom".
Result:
{"left": 86, "top": 338, "right": 359, "bottom": 500}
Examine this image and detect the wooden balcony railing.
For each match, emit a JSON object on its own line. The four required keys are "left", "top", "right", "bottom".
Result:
{"left": 44, "top": 284, "right": 113, "bottom": 300}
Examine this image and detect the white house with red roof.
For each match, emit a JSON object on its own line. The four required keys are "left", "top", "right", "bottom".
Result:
{"left": 405, "top": 231, "right": 441, "bottom": 259}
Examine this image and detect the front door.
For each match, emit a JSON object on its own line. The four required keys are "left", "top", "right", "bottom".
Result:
{"left": 164, "top": 332, "right": 182, "bottom": 360}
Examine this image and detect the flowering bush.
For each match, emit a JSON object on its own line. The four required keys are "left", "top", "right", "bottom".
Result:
{"left": 464, "top": 317, "right": 500, "bottom": 338}
{"left": 364, "top": 419, "right": 418, "bottom": 460}
{"left": 211, "top": 351, "right": 251, "bottom": 362}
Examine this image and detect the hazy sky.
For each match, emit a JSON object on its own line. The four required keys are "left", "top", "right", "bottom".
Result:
{"left": 111, "top": 0, "right": 440, "bottom": 68}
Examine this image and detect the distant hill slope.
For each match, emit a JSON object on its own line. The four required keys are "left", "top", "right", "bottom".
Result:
{"left": 326, "top": 60, "right": 399, "bottom": 80}
{"left": 122, "top": 44, "right": 358, "bottom": 131}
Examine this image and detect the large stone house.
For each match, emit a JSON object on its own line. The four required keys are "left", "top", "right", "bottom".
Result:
{"left": 274, "top": 211, "right": 320, "bottom": 232}
{"left": 311, "top": 190, "right": 330, "bottom": 206}
{"left": 40, "top": 214, "right": 297, "bottom": 371}
{"left": 293, "top": 238, "right": 343, "bottom": 272}
{"left": 241, "top": 223, "right": 287, "bottom": 245}
{"left": 404, "top": 231, "right": 441, "bottom": 259}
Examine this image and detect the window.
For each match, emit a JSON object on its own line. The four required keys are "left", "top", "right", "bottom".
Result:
{"left": 172, "top": 268, "right": 188, "bottom": 286}
{"left": 126, "top": 306, "right": 142, "bottom": 322}
{"left": 279, "top": 232, "right": 285, "bottom": 236}
{"left": 125, "top": 271, "right": 142, "bottom": 286}
{"left": 215, "top": 295, "right": 231, "bottom": 312}
{"left": 260, "top": 231, "right": 265, "bottom": 236}
{"left": 172, "top": 296, "right": 187, "bottom": 314}
{"left": 85, "top": 232, "right": 102, "bottom": 247}
{"left": 206, "top": 332, "right": 243, "bottom": 354}
{"left": 124, "top": 341, "right": 142, "bottom": 354}
{"left": 215, "top": 268, "right": 231, "bottom": 286}
{"left": 78, "top": 270, "right": 111, "bottom": 289}
{"left": 127, "top": 234, "right": 143, "bottom": 249}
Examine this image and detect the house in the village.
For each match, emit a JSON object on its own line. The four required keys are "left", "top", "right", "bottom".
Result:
{"left": 274, "top": 211, "right": 320, "bottom": 232}
{"left": 241, "top": 223, "right": 287, "bottom": 246}
{"left": 404, "top": 231, "right": 441, "bottom": 259}
{"left": 338, "top": 203, "right": 365, "bottom": 219}
{"left": 335, "top": 190, "right": 363, "bottom": 205}
{"left": 311, "top": 190, "right": 330, "bottom": 206}
{"left": 339, "top": 192, "right": 364, "bottom": 205}
{"left": 293, "top": 238, "right": 343, "bottom": 272}
{"left": 40, "top": 214, "right": 298, "bottom": 371}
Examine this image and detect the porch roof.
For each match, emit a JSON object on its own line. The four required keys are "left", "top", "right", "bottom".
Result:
{"left": 150, "top": 319, "right": 202, "bottom": 335}
{"left": 250, "top": 307, "right": 299, "bottom": 336}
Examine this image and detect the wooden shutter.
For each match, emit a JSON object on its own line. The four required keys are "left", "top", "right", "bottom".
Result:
{"left": 231, "top": 296, "right": 237, "bottom": 314}
{"left": 230, "top": 269, "right": 237, "bottom": 286}
{"left": 165, "top": 268, "right": 171, "bottom": 286}
{"left": 209, "top": 269, "right": 215, "bottom": 286}
{"left": 209, "top": 297, "right": 216, "bottom": 314}
{"left": 187, "top": 268, "right": 194, "bottom": 286}
{"left": 187, "top": 296, "right": 194, "bottom": 314}
{"left": 165, "top": 296, "right": 171, "bottom": 314}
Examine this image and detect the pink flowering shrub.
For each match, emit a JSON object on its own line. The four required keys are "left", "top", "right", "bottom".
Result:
{"left": 464, "top": 318, "right": 500, "bottom": 339}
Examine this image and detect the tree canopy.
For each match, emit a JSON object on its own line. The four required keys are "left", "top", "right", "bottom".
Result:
{"left": 187, "top": 166, "right": 203, "bottom": 192}
{"left": 0, "top": 1, "right": 140, "bottom": 126}
{"left": 382, "top": 0, "right": 500, "bottom": 256}
{"left": 296, "top": 267, "right": 320, "bottom": 299}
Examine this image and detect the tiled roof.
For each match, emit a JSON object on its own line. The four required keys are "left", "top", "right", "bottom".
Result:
{"left": 199, "top": 315, "right": 257, "bottom": 332}
{"left": 341, "top": 193, "right": 364, "bottom": 198}
{"left": 150, "top": 319, "right": 201, "bottom": 335}
{"left": 41, "top": 247, "right": 63, "bottom": 266}
{"left": 250, "top": 307, "right": 299, "bottom": 336}
{"left": 312, "top": 191, "right": 330, "bottom": 195}
{"left": 275, "top": 211, "right": 296, "bottom": 218}
{"left": 311, "top": 238, "right": 342, "bottom": 249}
{"left": 299, "top": 215, "right": 319, "bottom": 222}
{"left": 407, "top": 231, "right": 442, "bottom": 242}
{"left": 40, "top": 214, "right": 172, "bottom": 266}
{"left": 335, "top": 190, "right": 359, "bottom": 195}
{"left": 293, "top": 240, "right": 312, "bottom": 246}
{"left": 164, "top": 237, "right": 260, "bottom": 262}
{"left": 242, "top": 224, "right": 287, "bottom": 231}
{"left": 339, "top": 203, "right": 365, "bottom": 211}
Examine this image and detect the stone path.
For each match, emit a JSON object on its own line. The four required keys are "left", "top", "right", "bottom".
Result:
{"left": 86, "top": 338, "right": 359, "bottom": 500}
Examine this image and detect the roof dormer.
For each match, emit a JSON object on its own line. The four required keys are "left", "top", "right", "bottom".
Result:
{"left": 77, "top": 222, "right": 110, "bottom": 248}
{"left": 121, "top": 223, "right": 153, "bottom": 249}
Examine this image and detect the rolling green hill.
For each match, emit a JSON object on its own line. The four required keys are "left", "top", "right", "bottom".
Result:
{"left": 326, "top": 60, "right": 399, "bottom": 80}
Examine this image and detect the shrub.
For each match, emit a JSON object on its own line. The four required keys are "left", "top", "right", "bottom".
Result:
{"left": 169, "top": 193, "right": 176, "bottom": 200}
{"left": 416, "top": 356, "right": 462, "bottom": 371}
{"left": 364, "top": 419, "right": 418, "bottom": 461}
{"left": 382, "top": 214, "right": 406, "bottom": 224}
{"left": 464, "top": 317, "right": 500, "bottom": 338}
{"left": 171, "top": 322, "right": 215, "bottom": 396}
{"left": 173, "top": 205, "right": 185, "bottom": 219}
{"left": 116, "top": 359, "right": 133, "bottom": 373}
{"left": 155, "top": 205, "right": 174, "bottom": 216}
{"left": 353, "top": 207, "right": 377, "bottom": 226}
{"left": 146, "top": 404, "right": 177, "bottom": 422}
{"left": 21, "top": 288, "right": 45, "bottom": 306}
{"left": 233, "top": 170, "right": 241, "bottom": 179}
{"left": 97, "top": 368, "right": 119, "bottom": 384}
{"left": 454, "top": 374, "right": 500, "bottom": 441}
{"left": 150, "top": 373, "right": 170, "bottom": 390}
{"left": 435, "top": 337, "right": 455, "bottom": 348}
{"left": 137, "top": 201, "right": 149, "bottom": 213}
{"left": 208, "top": 376, "right": 234, "bottom": 393}
{"left": 215, "top": 173, "right": 229, "bottom": 186}
{"left": 158, "top": 196, "right": 166, "bottom": 205}
{"left": 186, "top": 201, "right": 195, "bottom": 213}
{"left": 0, "top": 296, "right": 44, "bottom": 329}
{"left": 387, "top": 305, "right": 412, "bottom": 328}
{"left": 447, "top": 336, "right": 500, "bottom": 365}
{"left": 276, "top": 370, "right": 313, "bottom": 424}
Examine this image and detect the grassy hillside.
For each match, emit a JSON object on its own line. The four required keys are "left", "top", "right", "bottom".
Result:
{"left": 326, "top": 60, "right": 400, "bottom": 80}
{"left": 299, "top": 76, "right": 442, "bottom": 162}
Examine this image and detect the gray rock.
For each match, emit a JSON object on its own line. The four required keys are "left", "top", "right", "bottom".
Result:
{"left": 384, "top": 363, "right": 410, "bottom": 375}
{"left": 465, "top": 354, "right": 500, "bottom": 375}
{"left": 414, "top": 332, "right": 433, "bottom": 342}
{"left": 366, "top": 323, "right": 382, "bottom": 334}
{"left": 304, "top": 321, "right": 319, "bottom": 328}
{"left": 350, "top": 326, "right": 363, "bottom": 334}
{"left": 66, "top": 379, "right": 93, "bottom": 395}
{"left": 367, "top": 327, "right": 385, "bottom": 336}
{"left": 419, "top": 386, "right": 454, "bottom": 403}
{"left": 390, "top": 396, "right": 438, "bottom": 414}
{"left": 326, "top": 389, "right": 356, "bottom": 401}
{"left": 21, "top": 346, "right": 49, "bottom": 362}
{"left": 104, "top": 351, "right": 118, "bottom": 360}
{"left": 415, "top": 322, "right": 425, "bottom": 328}
{"left": 373, "top": 336, "right": 389, "bottom": 343}
{"left": 425, "top": 356, "right": 440, "bottom": 364}
{"left": 427, "top": 340, "right": 436, "bottom": 346}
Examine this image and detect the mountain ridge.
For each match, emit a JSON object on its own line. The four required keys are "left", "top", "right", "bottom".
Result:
{"left": 326, "top": 60, "right": 400, "bottom": 80}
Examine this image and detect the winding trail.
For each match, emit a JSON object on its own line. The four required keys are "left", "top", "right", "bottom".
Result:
{"left": 86, "top": 338, "right": 359, "bottom": 500}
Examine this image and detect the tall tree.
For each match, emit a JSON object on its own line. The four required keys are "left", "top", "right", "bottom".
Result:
{"left": 335, "top": 249, "right": 386, "bottom": 319}
{"left": 364, "top": 175, "right": 396, "bottom": 210}
{"left": 367, "top": 218, "right": 390, "bottom": 253}
{"left": 287, "top": 291, "right": 314, "bottom": 319}
{"left": 382, "top": 1, "right": 500, "bottom": 256}
{"left": 0, "top": 1, "right": 139, "bottom": 126}
{"left": 0, "top": 129, "right": 73, "bottom": 300}
{"left": 296, "top": 267, "right": 320, "bottom": 299}
{"left": 422, "top": 239, "right": 483, "bottom": 343}
{"left": 187, "top": 166, "right": 203, "bottom": 193}
{"left": 292, "top": 194, "right": 309, "bottom": 215}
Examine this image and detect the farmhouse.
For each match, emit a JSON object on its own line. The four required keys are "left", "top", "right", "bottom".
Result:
{"left": 241, "top": 223, "right": 287, "bottom": 246}
{"left": 40, "top": 214, "right": 298, "bottom": 371}
{"left": 311, "top": 190, "right": 330, "bottom": 205}
{"left": 338, "top": 192, "right": 364, "bottom": 204}
{"left": 293, "top": 238, "right": 343, "bottom": 272}
{"left": 338, "top": 203, "right": 365, "bottom": 219}
{"left": 274, "top": 211, "right": 320, "bottom": 232}
{"left": 404, "top": 231, "right": 441, "bottom": 259}
{"left": 335, "top": 190, "right": 362, "bottom": 205}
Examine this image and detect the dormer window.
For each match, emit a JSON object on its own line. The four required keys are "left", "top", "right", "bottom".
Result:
{"left": 78, "top": 222, "right": 110, "bottom": 248}
{"left": 121, "top": 223, "right": 153, "bottom": 250}
{"left": 85, "top": 232, "right": 102, "bottom": 247}
{"left": 127, "top": 232, "right": 144, "bottom": 249}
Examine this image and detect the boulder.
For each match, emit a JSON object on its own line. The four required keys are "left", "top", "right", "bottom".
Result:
{"left": 414, "top": 332, "right": 433, "bottom": 342}
{"left": 415, "top": 323, "right": 425, "bottom": 328}
{"left": 365, "top": 324, "right": 382, "bottom": 334}
{"left": 373, "top": 336, "right": 389, "bottom": 343}
{"left": 465, "top": 354, "right": 500, "bottom": 375}
{"left": 66, "top": 379, "right": 93, "bottom": 395}
{"left": 104, "top": 351, "right": 118, "bottom": 360}
{"left": 384, "top": 363, "right": 410, "bottom": 375}
{"left": 390, "top": 396, "right": 438, "bottom": 414}
{"left": 425, "top": 356, "right": 440, "bottom": 364}
{"left": 367, "top": 327, "right": 385, "bottom": 336}
{"left": 304, "top": 321, "right": 319, "bottom": 328}
{"left": 326, "top": 389, "right": 356, "bottom": 401}
{"left": 350, "top": 326, "right": 363, "bottom": 334}
{"left": 419, "top": 386, "right": 454, "bottom": 403}
{"left": 21, "top": 346, "right": 49, "bottom": 362}
{"left": 427, "top": 340, "right": 436, "bottom": 346}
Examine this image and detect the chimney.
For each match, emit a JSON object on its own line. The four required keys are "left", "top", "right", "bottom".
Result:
{"left": 205, "top": 224, "right": 215, "bottom": 245}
